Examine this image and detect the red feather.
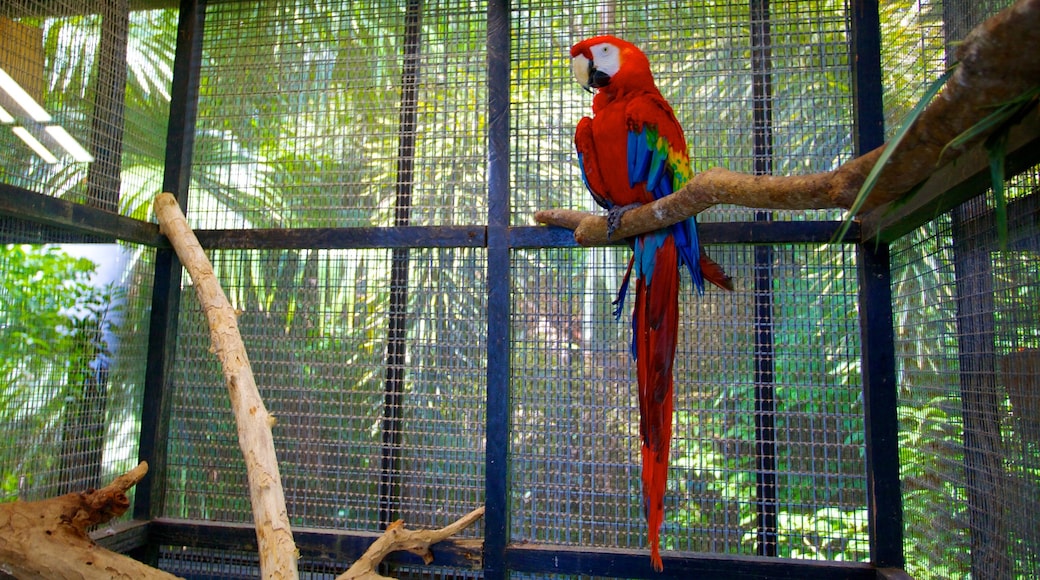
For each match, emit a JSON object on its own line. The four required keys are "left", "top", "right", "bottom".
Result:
{"left": 635, "top": 238, "right": 679, "bottom": 572}
{"left": 572, "top": 35, "right": 734, "bottom": 572}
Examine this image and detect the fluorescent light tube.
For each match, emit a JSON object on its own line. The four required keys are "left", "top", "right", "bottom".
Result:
{"left": 0, "top": 66, "right": 51, "bottom": 122}
{"left": 12, "top": 126, "right": 58, "bottom": 163}
{"left": 45, "top": 125, "right": 94, "bottom": 162}
{"left": 0, "top": 104, "right": 13, "bottom": 123}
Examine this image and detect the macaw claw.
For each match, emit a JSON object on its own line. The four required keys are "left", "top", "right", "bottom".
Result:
{"left": 606, "top": 202, "right": 642, "bottom": 240}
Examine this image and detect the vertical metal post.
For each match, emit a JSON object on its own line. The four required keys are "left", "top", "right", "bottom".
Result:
{"left": 379, "top": 0, "right": 422, "bottom": 532}
{"left": 750, "top": 0, "right": 778, "bottom": 557}
{"left": 856, "top": 242, "right": 904, "bottom": 569}
{"left": 484, "top": 0, "right": 511, "bottom": 577}
{"left": 134, "top": 0, "right": 206, "bottom": 561}
{"left": 850, "top": 0, "right": 905, "bottom": 570}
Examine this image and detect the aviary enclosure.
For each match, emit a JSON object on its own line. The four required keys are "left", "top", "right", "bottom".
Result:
{"left": 0, "top": 0, "right": 1038, "bottom": 578}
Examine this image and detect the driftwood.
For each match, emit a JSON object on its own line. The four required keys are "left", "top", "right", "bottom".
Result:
{"left": 0, "top": 462, "right": 180, "bottom": 579}
{"left": 534, "top": 0, "right": 1040, "bottom": 245}
{"left": 155, "top": 192, "right": 299, "bottom": 580}
{"left": 155, "top": 192, "right": 484, "bottom": 580}
{"left": 336, "top": 507, "right": 486, "bottom": 580}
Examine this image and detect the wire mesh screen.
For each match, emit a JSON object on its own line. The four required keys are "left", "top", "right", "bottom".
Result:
{"left": 509, "top": 0, "right": 853, "bottom": 229}
{"left": 164, "top": 247, "right": 487, "bottom": 534}
{"left": 160, "top": 545, "right": 485, "bottom": 580}
{"left": 0, "top": 239, "right": 153, "bottom": 510}
{"left": 510, "top": 243, "right": 866, "bottom": 560}
{"left": 0, "top": 1, "right": 175, "bottom": 217}
{"left": 188, "top": 0, "right": 487, "bottom": 230}
{"left": 891, "top": 170, "right": 1040, "bottom": 579}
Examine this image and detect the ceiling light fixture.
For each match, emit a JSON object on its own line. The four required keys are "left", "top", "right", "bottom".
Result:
{"left": 0, "top": 66, "right": 51, "bottom": 122}
{"left": 12, "top": 126, "right": 58, "bottom": 163}
{"left": 45, "top": 125, "right": 94, "bottom": 162}
{"left": 0, "top": 104, "right": 13, "bottom": 123}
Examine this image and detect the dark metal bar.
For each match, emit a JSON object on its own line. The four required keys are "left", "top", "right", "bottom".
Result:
{"left": 850, "top": 0, "right": 905, "bottom": 572}
{"left": 509, "top": 221, "right": 862, "bottom": 248}
{"left": 850, "top": 0, "right": 886, "bottom": 154}
{"left": 0, "top": 183, "right": 163, "bottom": 245}
{"left": 193, "top": 225, "right": 485, "bottom": 249}
{"left": 134, "top": 0, "right": 206, "bottom": 530}
{"left": 147, "top": 518, "right": 482, "bottom": 570}
{"left": 750, "top": 0, "right": 778, "bottom": 557}
{"left": 483, "top": 0, "right": 512, "bottom": 577}
{"left": 144, "top": 518, "right": 877, "bottom": 579}
{"left": 505, "top": 543, "right": 876, "bottom": 579}
{"left": 379, "top": 0, "right": 423, "bottom": 531}
{"left": 856, "top": 242, "right": 904, "bottom": 569}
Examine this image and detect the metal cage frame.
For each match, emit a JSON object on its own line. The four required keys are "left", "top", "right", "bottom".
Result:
{"left": 1, "top": 0, "right": 1038, "bottom": 578}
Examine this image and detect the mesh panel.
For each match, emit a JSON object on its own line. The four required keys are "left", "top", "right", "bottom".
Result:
{"left": 0, "top": 2, "right": 174, "bottom": 216}
{"left": 165, "top": 248, "right": 487, "bottom": 532}
{"left": 891, "top": 170, "right": 1040, "bottom": 580}
{"left": 189, "top": 0, "right": 487, "bottom": 230}
{"left": 510, "top": 244, "right": 865, "bottom": 560}
{"left": 509, "top": 0, "right": 853, "bottom": 228}
{"left": 0, "top": 240, "right": 152, "bottom": 512}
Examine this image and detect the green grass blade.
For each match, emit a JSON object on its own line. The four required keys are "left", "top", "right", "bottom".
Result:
{"left": 985, "top": 127, "right": 1009, "bottom": 250}
{"left": 833, "top": 66, "right": 957, "bottom": 244}
{"left": 939, "top": 85, "right": 1040, "bottom": 162}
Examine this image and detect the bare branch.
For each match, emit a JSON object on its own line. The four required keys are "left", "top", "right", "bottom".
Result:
{"left": 536, "top": 0, "right": 1040, "bottom": 246}
{"left": 336, "top": 507, "right": 486, "bottom": 580}
{"left": 155, "top": 193, "right": 299, "bottom": 580}
{"left": 0, "top": 462, "right": 182, "bottom": 579}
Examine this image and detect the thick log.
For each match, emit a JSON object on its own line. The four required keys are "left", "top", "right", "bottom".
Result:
{"left": 0, "top": 462, "right": 181, "bottom": 579}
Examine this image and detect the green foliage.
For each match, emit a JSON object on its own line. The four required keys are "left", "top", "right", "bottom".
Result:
{"left": 0, "top": 245, "right": 115, "bottom": 500}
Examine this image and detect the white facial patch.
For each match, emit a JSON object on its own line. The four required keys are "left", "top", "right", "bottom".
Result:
{"left": 588, "top": 42, "right": 621, "bottom": 78}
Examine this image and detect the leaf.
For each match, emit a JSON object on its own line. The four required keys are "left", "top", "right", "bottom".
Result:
{"left": 832, "top": 65, "right": 958, "bottom": 244}
{"left": 939, "top": 85, "right": 1040, "bottom": 161}
{"left": 985, "top": 127, "right": 1009, "bottom": 251}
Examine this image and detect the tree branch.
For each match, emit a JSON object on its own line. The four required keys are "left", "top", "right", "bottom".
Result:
{"left": 154, "top": 192, "right": 299, "bottom": 580}
{"left": 535, "top": 0, "right": 1040, "bottom": 246}
{"left": 0, "top": 462, "right": 182, "bottom": 579}
{"left": 336, "top": 507, "right": 486, "bottom": 580}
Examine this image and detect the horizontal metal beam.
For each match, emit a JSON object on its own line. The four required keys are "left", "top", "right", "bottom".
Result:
{"left": 91, "top": 519, "right": 151, "bottom": 553}
{"left": 505, "top": 543, "right": 877, "bottom": 579}
{"left": 0, "top": 183, "right": 163, "bottom": 246}
{"left": 149, "top": 518, "right": 483, "bottom": 571}
{"left": 509, "top": 220, "right": 859, "bottom": 248}
{"left": 119, "top": 519, "right": 882, "bottom": 579}
{"left": 1, "top": 183, "right": 865, "bottom": 250}
{"left": 193, "top": 225, "right": 486, "bottom": 249}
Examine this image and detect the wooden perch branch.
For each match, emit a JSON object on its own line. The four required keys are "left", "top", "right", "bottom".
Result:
{"left": 336, "top": 507, "right": 485, "bottom": 580}
{"left": 0, "top": 462, "right": 181, "bottom": 579}
{"left": 154, "top": 192, "right": 299, "bottom": 580}
{"left": 535, "top": 0, "right": 1040, "bottom": 246}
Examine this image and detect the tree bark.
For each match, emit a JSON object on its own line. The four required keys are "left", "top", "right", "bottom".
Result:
{"left": 0, "top": 462, "right": 181, "bottom": 580}
{"left": 336, "top": 507, "right": 485, "bottom": 580}
{"left": 535, "top": 0, "right": 1040, "bottom": 246}
{"left": 154, "top": 192, "right": 300, "bottom": 580}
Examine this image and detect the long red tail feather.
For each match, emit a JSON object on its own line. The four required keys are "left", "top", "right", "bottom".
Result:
{"left": 634, "top": 239, "right": 679, "bottom": 572}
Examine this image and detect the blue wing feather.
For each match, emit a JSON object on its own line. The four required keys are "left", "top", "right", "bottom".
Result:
{"left": 628, "top": 129, "right": 652, "bottom": 189}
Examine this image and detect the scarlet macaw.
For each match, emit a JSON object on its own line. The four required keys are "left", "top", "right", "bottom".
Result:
{"left": 570, "top": 35, "right": 733, "bottom": 571}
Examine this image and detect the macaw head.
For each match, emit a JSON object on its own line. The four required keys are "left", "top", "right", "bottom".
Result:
{"left": 570, "top": 36, "right": 654, "bottom": 95}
